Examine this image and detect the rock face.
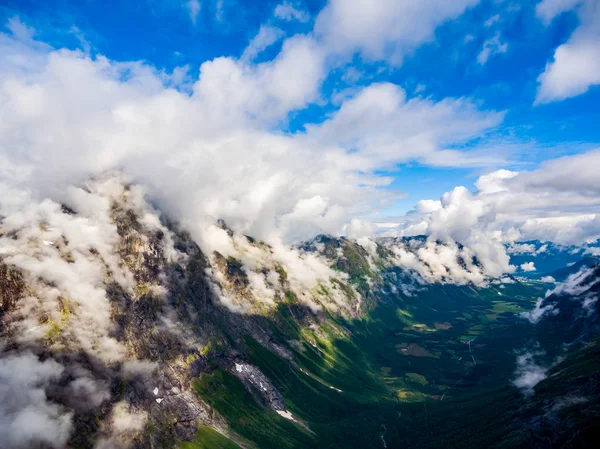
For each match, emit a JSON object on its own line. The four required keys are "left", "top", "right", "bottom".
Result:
{"left": 232, "top": 362, "right": 285, "bottom": 410}
{"left": 0, "top": 262, "right": 25, "bottom": 317}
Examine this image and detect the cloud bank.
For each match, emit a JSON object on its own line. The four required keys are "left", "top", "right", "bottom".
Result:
{"left": 0, "top": 1, "right": 598, "bottom": 284}
{"left": 536, "top": 0, "right": 600, "bottom": 103}
{"left": 0, "top": 6, "right": 507, "bottom": 257}
{"left": 384, "top": 151, "right": 600, "bottom": 277}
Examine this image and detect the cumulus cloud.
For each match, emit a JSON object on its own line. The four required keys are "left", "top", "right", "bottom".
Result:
{"left": 520, "top": 261, "right": 536, "bottom": 272}
{"left": 3, "top": 1, "right": 598, "bottom": 445}
{"left": 384, "top": 150, "right": 600, "bottom": 280}
{"left": 305, "top": 82, "right": 504, "bottom": 170}
{"left": 110, "top": 401, "right": 147, "bottom": 433}
{"left": 314, "top": 0, "right": 479, "bottom": 64}
{"left": 536, "top": 0, "right": 600, "bottom": 103}
{"left": 0, "top": 178, "right": 145, "bottom": 363}
{"left": 521, "top": 265, "right": 598, "bottom": 325}
{"left": 416, "top": 199, "right": 443, "bottom": 213}
{"left": 586, "top": 247, "right": 600, "bottom": 256}
{"left": 0, "top": 6, "right": 596, "bottom": 294}
{"left": 345, "top": 218, "right": 376, "bottom": 239}
{"left": 93, "top": 401, "right": 147, "bottom": 449}
{"left": 508, "top": 243, "right": 534, "bottom": 254}
{"left": 203, "top": 227, "right": 361, "bottom": 314}
{"left": 6, "top": 16, "right": 36, "bottom": 42}
{"left": 0, "top": 17, "right": 511, "bottom": 254}
{"left": 551, "top": 266, "right": 597, "bottom": 296}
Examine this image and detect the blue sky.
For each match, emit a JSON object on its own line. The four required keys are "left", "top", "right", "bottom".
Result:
{"left": 0, "top": 0, "right": 599, "bottom": 240}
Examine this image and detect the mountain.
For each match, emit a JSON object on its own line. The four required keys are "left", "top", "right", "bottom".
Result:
{"left": 507, "top": 240, "right": 600, "bottom": 279}
{"left": 1, "top": 178, "right": 599, "bottom": 449}
{"left": 540, "top": 256, "right": 600, "bottom": 283}
{"left": 532, "top": 264, "right": 600, "bottom": 350}
{"left": 502, "top": 264, "right": 600, "bottom": 448}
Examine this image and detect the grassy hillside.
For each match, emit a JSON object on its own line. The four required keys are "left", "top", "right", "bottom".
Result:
{"left": 189, "top": 278, "right": 553, "bottom": 448}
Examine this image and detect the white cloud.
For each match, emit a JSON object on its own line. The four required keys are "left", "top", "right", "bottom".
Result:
{"left": 541, "top": 276, "right": 556, "bottom": 283}
{"left": 0, "top": 9, "right": 597, "bottom": 293}
{"left": 417, "top": 199, "right": 443, "bottom": 213}
{"left": 110, "top": 401, "right": 147, "bottom": 433}
{"left": 314, "top": 0, "right": 480, "bottom": 64}
{"left": 186, "top": 0, "right": 201, "bottom": 23}
{"left": 0, "top": 175, "right": 189, "bottom": 446}
{"left": 507, "top": 243, "right": 548, "bottom": 256}
{"left": 274, "top": 2, "right": 310, "bottom": 23}
{"left": 0, "top": 23, "right": 514, "bottom": 251}
{"left": 536, "top": 0, "right": 600, "bottom": 103}
{"left": 6, "top": 16, "right": 35, "bottom": 42}
{"left": 507, "top": 243, "right": 536, "bottom": 254}
{"left": 241, "top": 25, "right": 285, "bottom": 62}
{"left": 382, "top": 149, "right": 600, "bottom": 280}
{"left": 512, "top": 350, "right": 547, "bottom": 394}
{"left": 551, "top": 266, "right": 596, "bottom": 296}
{"left": 520, "top": 261, "right": 536, "bottom": 272}
{"left": 520, "top": 297, "right": 557, "bottom": 323}
{"left": 0, "top": 353, "right": 72, "bottom": 449}
{"left": 477, "top": 33, "right": 508, "bottom": 65}
{"left": 197, "top": 34, "right": 326, "bottom": 124}
{"left": 306, "top": 82, "right": 504, "bottom": 170}
{"left": 385, "top": 237, "right": 496, "bottom": 285}
{"left": 536, "top": 0, "right": 583, "bottom": 24}
{"left": 514, "top": 148, "right": 600, "bottom": 195}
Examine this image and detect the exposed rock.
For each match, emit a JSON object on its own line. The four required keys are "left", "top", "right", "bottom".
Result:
{"left": 0, "top": 261, "right": 25, "bottom": 317}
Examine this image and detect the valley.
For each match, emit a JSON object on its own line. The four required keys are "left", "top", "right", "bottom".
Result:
{"left": 186, "top": 273, "right": 555, "bottom": 449}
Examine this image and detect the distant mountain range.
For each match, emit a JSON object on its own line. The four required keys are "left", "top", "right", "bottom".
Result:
{"left": 506, "top": 239, "right": 600, "bottom": 279}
